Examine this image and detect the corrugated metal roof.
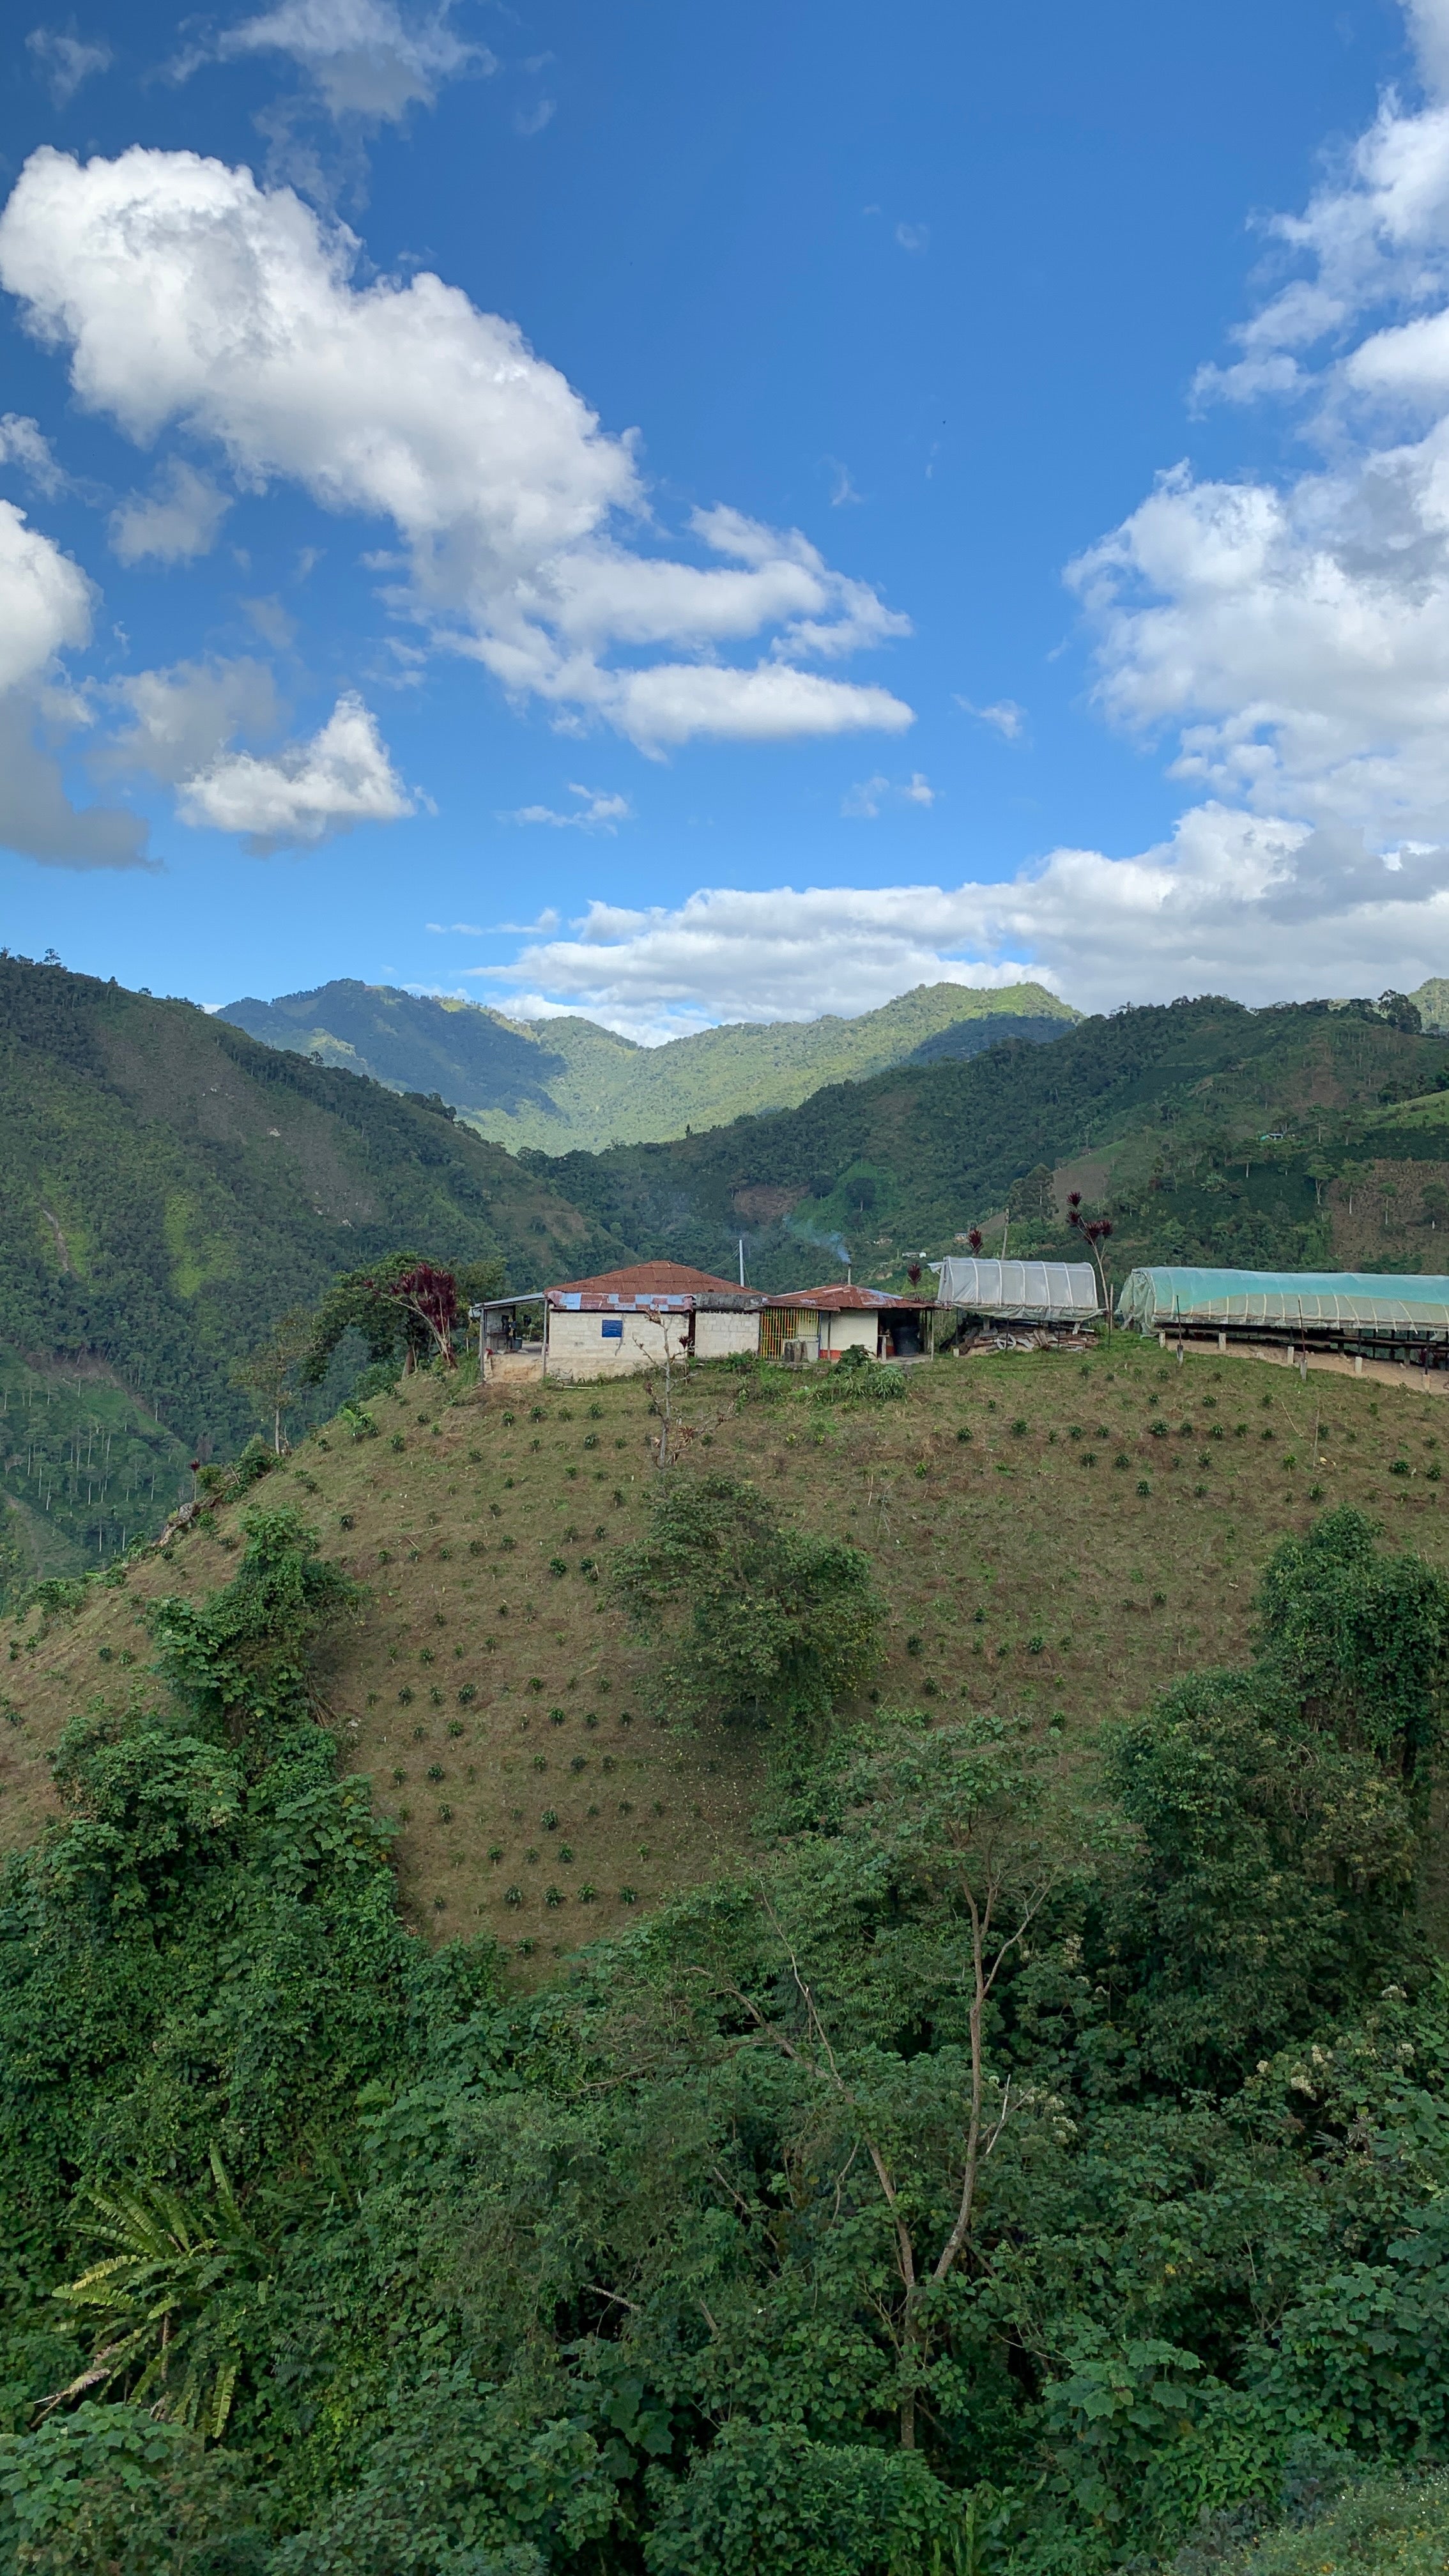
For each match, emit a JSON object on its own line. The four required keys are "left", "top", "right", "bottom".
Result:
{"left": 763, "top": 1284, "right": 926, "bottom": 1312}
{"left": 935, "top": 1258, "right": 1101, "bottom": 1321}
{"left": 1117, "top": 1266, "right": 1449, "bottom": 1331}
{"left": 549, "top": 1291, "right": 696, "bottom": 1312}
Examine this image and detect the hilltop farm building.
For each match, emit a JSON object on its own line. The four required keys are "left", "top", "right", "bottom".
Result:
{"left": 479, "top": 1257, "right": 1449, "bottom": 1386}
{"left": 480, "top": 1264, "right": 937, "bottom": 1384}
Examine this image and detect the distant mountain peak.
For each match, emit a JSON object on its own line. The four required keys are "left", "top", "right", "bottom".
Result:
{"left": 220, "top": 976, "right": 1080, "bottom": 1152}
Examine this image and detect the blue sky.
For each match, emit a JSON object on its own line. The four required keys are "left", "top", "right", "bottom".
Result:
{"left": 3, "top": 0, "right": 1449, "bottom": 1033}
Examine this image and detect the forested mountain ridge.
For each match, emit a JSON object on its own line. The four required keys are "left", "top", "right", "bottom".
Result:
{"left": 220, "top": 975, "right": 1077, "bottom": 1151}
{"left": 530, "top": 993, "right": 1449, "bottom": 1287}
{"left": 0, "top": 955, "right": 628, "bottom": 1568}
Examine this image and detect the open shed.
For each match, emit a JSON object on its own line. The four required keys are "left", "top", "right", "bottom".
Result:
{"left": 762, "top": 1284, "right": 935, "bottom": 1363}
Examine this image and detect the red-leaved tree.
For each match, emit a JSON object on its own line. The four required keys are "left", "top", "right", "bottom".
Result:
{"left": 1067, "top": 1196, "right": 1114, "bottom": 1323}
{"left": 388, "top": 1262, "right": 460, "bottom": 1369}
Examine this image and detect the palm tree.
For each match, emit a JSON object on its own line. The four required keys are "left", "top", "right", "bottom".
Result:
{"left": 45, "top": 2151, "right": 266, "bottom": 2441}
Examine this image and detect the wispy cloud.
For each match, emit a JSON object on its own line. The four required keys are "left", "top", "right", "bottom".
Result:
{"left": 956, "top": 695, "right": 1027, "bottom": 742}
{"left": 109, "top": 460, "right": 231, "bottom": 566}
{"left": 502, "top": 784, "right": 632, "bottom": 832}
{"left": 842, "top": 770, "right": 935, "bottom": 818}
{"left": 0, "top": 413, "right": 65, "bottom": 497}
{"left": 26, "top": 24, "right": 112, "bottom": 105}
{"left": 894, "top": 220, "right": 929, "bottom": 253}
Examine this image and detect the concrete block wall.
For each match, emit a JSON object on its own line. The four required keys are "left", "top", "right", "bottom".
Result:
{"left": 693, "top": 1311, "right": 760, "bottom": 1361}
{"left": 545, "top": 1308, "right": 690, "bottom": 1383}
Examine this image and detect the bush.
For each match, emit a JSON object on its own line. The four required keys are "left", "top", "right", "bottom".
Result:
{"left": 231, "top": 1436, "right": 277, "bottom": 1494}
{"left": 1221, "top": 2470, "right": 1449, "bottom": 2574}
{"left": 0, "top": 2404, "right": 266, "bottom": 2575}
{"left": 644, "top": 2421, "right": 979, "bottom": 2576}
{"left": 351, "top": 1358, "right": 404, "bottom": 1404}
{"left": 811, "top": 1346, "right": 906, "bottom": 1405}
{"left": 614, "top": 1474, "right": 884, "bottom": 1722}
{"left": 21, "top": 1577, "right": 86, "bottom": 1621}
{"left": 147, "top": 1506, "right": 362, "bottom": 1745}
{"left": 1256, "top": 1506, "right": 1449, "bottom": 1786}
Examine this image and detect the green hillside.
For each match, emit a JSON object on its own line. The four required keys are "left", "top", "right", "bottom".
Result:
{"left": 0, "top": 955, "right": 627, "bottom": 1571}
{"left": 1411, "top": 974, "right": 1449, "bottom": 1034}
{"left": 528, "top": 993, "right": 1449, "bottom": 1287}
{"left": 4, "top": 1329, "right": 1449, "bottom": 2564}
{"left": 220, "top": 976, "right": 1077, "bottom": 1151}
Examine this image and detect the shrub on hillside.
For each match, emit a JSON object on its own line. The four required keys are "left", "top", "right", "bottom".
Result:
{"left": 613, "top": 1473, "right": 884, "bottom": 1722}
{"left": 811, "top": 1346, "right": 906, "bottom": 1405}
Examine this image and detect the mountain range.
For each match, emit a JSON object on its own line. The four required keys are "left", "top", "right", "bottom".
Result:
{"left": 218, "top": 977, "right": 1076, "bottom": 1152}
{"left": 525, "top": 992, "right": 1449, "bottom": 1288}
{"left": 8, "top": 954, "right": 1449, "bottom": 1600}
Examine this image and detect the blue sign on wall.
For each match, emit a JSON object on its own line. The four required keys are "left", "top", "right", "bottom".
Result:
{"left": 601, "top": 1319, "right": 624, "bottom": 1338}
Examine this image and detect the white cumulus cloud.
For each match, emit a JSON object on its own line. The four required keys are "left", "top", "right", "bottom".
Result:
{"left": 0, "top": 496, "right": 91, "bottom": 691}
{"left": 0, "top": 498, "right": 148, "bottom": 868}
{"left": 176, "top": 688, "right": 411, "bottom": 850}
{"left": 466, "top": 803, "right": 1449, "bottom": 1041}
{"left": 0, "top": 146, "right": 913, "bottom": 750}
{"left": 1075, "top": 0, "right": 1449, "bottom": 856}
{"left": 109, "top": 459, "right": 231, "bottom": 565}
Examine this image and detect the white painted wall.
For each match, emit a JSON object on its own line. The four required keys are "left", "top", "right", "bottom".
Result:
{"left": 823, "top": 1311, "right": 880, "bottom": 1356}
{"left": 545, "top": 1308, "right": 690, "bottom": 1381}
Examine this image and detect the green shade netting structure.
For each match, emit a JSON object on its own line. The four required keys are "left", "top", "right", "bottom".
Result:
{"left": 1117, "top": 1267, "right": 1449, "bottom": 1331}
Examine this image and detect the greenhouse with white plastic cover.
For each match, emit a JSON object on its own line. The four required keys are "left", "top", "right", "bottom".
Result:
{"left": 933, "top": 1259, "right": 1101, "bottom": 1343}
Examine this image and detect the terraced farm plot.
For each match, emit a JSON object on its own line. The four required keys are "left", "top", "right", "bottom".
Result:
{"left": 6, "top": 1336, "right": 1449, "bottom": 1974}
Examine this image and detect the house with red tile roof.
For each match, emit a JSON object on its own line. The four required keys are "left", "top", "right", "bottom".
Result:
{"left": 480, "top": 1260, "right": 762, "bottom": 1382}
{"left": 479, "top": 1261, "right": 937, "bottom": 1382}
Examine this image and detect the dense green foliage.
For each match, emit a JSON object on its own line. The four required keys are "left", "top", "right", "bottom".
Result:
{"left": 222, "top": 979, "right": 1075, "bottom": 1154}
{"left": 526, "top": 995, "right": 1449, "bottom": 1287}
{"left": 0, "top": 1344, "right": 192, "bottom": 1590}
{"left": 613, "top": 1473, "right": 885, "bottom": 1722}
{"left": 0, "top": 954, "right": 624, "bottom": 1542}
{"left": 1222, "top": 2471, "right": 1449, "bottom": 2572}
{"left": 297, "top": 1252, "right": 503, "bottom": 1388}
{"left": 3, "top": 1498, "right": 1449, "bottom": 2568}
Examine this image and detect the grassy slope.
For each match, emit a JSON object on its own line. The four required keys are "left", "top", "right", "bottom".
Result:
{"left": 6, "top": 1335, "right": 1448, "bottom": 1974}
{"left": 0, "top": 957, "right": 629, "bottom": 1529}
{"left": 221, "top": 977, "right": 1077, "bottom": 1152}
{"left": 533, "top": 999, "right": 1449, "bottom": 1287}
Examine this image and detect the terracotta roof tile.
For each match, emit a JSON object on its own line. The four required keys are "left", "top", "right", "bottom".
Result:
{"left": 549, "top": 1260, "right": 741, "bottom": 1298}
